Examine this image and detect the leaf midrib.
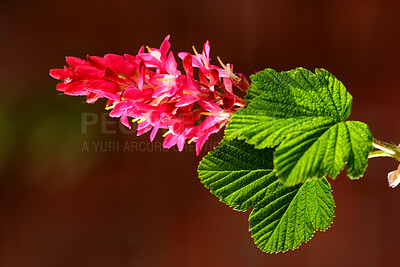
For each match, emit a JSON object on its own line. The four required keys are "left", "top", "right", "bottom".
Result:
{"left": 278, "top": 121, "right": 342, "bottom": 182}
{"left": 264, "top": 183, "right": 304, "bottom": 250}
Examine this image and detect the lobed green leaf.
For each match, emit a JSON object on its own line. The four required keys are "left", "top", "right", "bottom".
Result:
{"left": 198, "top": 139, "right": 335, "bottom": 253}
{"left": 225, "top": 68, "right": 373, "bottom": 185}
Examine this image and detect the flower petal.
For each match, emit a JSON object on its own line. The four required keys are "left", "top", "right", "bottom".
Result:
{"left": 177, "top": 134, "right": 186, "bottom": 151}
{"left": 163, "top": 133, "right": 178, "bottom": 148}
{"left": 159, "top": 35, "right": 171, "bottom": 59}
{"left": 60, "top": 81, "right": 88, "bottom": 96}
{"left": 49, "top": 68, "right": 73, "bottom": 81}
{"left": 105, "top": 54, "right": 135, "bottom": 76}
{"left": 87, "top": 55, "right": 106, "bottom": 70}
{"left": 66, "top": 56, "right": 87, "bottom": 68}
{"left": 198, "top": 100, "right": 223, "bottom": 113}
{"left": 75, "top": 66, "right": 103, "bottom": 80}
{"left": 195, "top": 134, "right": 209, "bottom": 155}
{"left": 203, "top": 41, "right": 210, "bottom": 60}
{"left": 137, "top": 121, "right": 152, "bottom": 136}
{"left": 166, "top": 51, "right": 179, "bottom": 76}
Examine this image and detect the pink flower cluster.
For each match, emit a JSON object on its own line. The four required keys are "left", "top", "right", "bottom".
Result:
{"left": 50, "top": 36, "right": 248, "bottom": 155}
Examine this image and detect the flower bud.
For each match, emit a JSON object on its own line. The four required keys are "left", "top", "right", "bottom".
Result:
{"left": 388, "top": 164, "right": 400, "bottom": 188}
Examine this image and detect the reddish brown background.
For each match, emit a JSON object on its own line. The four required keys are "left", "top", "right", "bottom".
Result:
{"left": 1, "top": 0, "right": 400, "bottom": 266}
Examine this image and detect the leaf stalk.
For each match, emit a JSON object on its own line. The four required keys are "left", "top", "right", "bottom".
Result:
{"left": 370, "top": 138, "right": 400, "bottom": 161}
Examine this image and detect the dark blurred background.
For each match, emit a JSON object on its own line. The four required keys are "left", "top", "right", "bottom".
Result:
{"left": 1, "top": 0, "right": 400, "bottom": 266}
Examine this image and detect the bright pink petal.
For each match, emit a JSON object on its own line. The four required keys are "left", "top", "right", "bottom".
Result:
{"left": 203, "top": 41, "right": 210, "bottom": 60}
{"left": 159, "top": 35, "right": 171, "bottom": 59}
{"left": 75, "top": 66, "right": 103, "bottom": 79}
{"left": 223, "top": 77, "right": 233, "bottom": 94}
{"left": 137, "top": 54, "right": 160, "bottom": 67}
{"left": 166, "top": 51, "right": 179, "bottom": 75}
{"left": 138, "top": 46, "right": 145, "bottom": 54}
{"left": 209, "top": 69, "right": 220, "bottom": 87}
{"left": 198, "top": 100, "right": 223, "bottom": 113}
{"left": 176, "top": 95, "right": 199, "bottom": 107}
{"left": 49, "top": 68, "right": 73, "bottom": 81}
{"left": 133, "top": 102, "right": 155, "bottom": 113}
{"left": 109, "top": 102, "right": 128, "bottom": 117}
{"left": 182, "top": 55, "right": 193, "bottom": 77}
{"left": 87, "top": 56, "right": 106, "bottom": 70}
{"left": 138, "top": 62, "right": 145, "bottom": 90}
{"left": 196, "top": 134, "right": 209, "bottom": 155}
{"left": 86, "top": 92, "right": 101, "bottom": 103}
{"left": 124, "top": 87, "right": 144, "bottom": 100}
{"left": 163, "top": 133, "right": 178, "bottom": 148}
{"left": 104, "top": 67, "right": 126, "bottom": 84}
{"left": 85, "top": 80, "right": 119, "bottom": 93}
{"left": 120, "top": 114, "right": 131, "bottom": 129}
{"left": 192, "top": 56, "right": 203, "bottom": 69}
{"left": 153, "top": 85, "right": 176, "bottom": 98}
{"left": 177, "top": 134, "right": 186, "bottom": 151}
{"left": 149, "top": 112, "right": 160, "bottom": 124}
{"left": 124, "top": 54, "right": 140, "bottom": 66}
{"left": 150, "top": 122, "right": 160, "bottom": 141}
{"left": 183, "top": 75, "right": 201, "bottom": 93}
{"left": 61, "top": 82, "right": 88, "bottom": 96}
{"left": 199, "top": 69, "right": 209, "bottom": 86}
{"left": 105, "top": 54, "right": 135, "bottom": 76}
{"left": 66, "top": 56, "right": 87, "bottom": 68}
{"left": 199, "top": 116, "right": 219, "bottom": 131}
{"left": 137, "top": 121, "right": 152, "bottom": 136}
{"left": 86, "top": 80, "right": 120, "bottom": 100}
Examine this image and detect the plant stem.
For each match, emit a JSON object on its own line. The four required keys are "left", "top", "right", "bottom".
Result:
{"left": 371, "top": 138, "right": 400, "bottom": 161}
{"left": 368, "top": 150, "right": 392, "bottom": 159}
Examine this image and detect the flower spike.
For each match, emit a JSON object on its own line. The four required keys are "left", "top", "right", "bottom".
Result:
{"left": 50, "top": 36, "right": 248, "bottom": 154}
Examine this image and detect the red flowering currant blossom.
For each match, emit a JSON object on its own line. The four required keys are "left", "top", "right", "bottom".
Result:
{"left": 50, "top": 36, "right": 248, "bottom": 155}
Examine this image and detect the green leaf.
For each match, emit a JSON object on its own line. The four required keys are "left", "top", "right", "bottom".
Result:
{"left": 250, "top": 175, "right": 334, "bottom": 253}
{"left": 198, "top": 139, "right": 275, "bottom": 211}
{"left": 198, "top": 139, "right": 335, "bottom": 253}
{"left": 225, "top": 68, "right": 373, "bottom": 185}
